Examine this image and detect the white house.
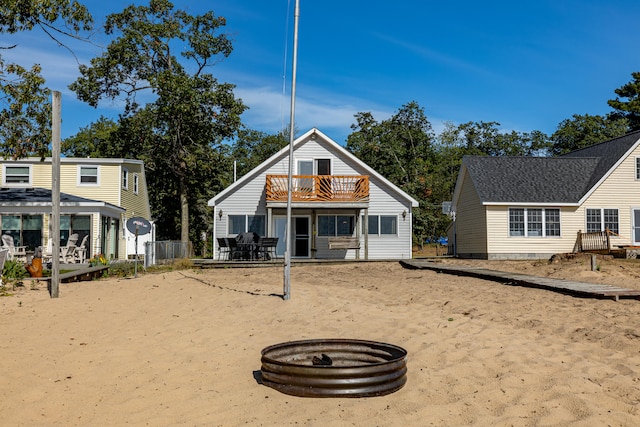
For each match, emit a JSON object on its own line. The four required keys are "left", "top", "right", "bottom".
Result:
{"left": 207, "top": 128, "right": 419, "bottom": 260}
{"left": 448, "top": 130, "right": 640, "bottom": 259}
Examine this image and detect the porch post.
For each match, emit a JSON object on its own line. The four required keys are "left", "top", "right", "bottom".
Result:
{"left": 355, "top": 209, "right": 360, "bottom": 260}
{"left": 364, "top": 208, "right": 369, "bottom": 260}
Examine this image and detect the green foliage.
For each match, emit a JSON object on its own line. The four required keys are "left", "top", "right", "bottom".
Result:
{"left": 230, "top": 128, "right": 289, "bottom": 178}
{"left": 0, "top": 0, "right": 92, "bottom": 159}
{"left": 3, "top": 259, "right": 28, "bottom": 283}
{"left": 608, "top": 71, "right": 640, "bottom": 132}
{"left": 69, "top": 0, "right": 246, "bottom": 246}
{"left": 550, "top": 114, "right": 629, "bottom": 156}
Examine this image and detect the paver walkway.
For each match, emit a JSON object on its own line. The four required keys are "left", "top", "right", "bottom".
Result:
{"left": 400, "top": 259, "right": 640, "bottom": 301}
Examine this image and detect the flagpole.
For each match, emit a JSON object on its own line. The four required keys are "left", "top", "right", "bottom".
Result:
{"left": 284, "top": 0, "right": 300, "bottom": 300}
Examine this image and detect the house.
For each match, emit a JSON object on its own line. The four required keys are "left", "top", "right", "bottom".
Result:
{"left": 448, "top": 130, "right": 640, "bottom": 259}
{"left": 207, "top": 128, "right": 419, "bottom": 260}
{"left": 0, "top": 157, "right": 153, "bottom": 260}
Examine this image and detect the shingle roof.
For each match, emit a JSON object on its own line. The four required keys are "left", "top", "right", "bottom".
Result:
{"left": 462, "top": 130, "right": 640, "bottom": 204}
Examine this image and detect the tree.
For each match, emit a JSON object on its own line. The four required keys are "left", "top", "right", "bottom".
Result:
{"left": 453, "top": 121, "right": 550, "bottom": 157}
{"left": 550, "top": 114, "right": 628, "bottom": 156}
{"left": 70, "top": 0, "right": 246, "bottom": 245}
{"left": 347, "top": 101, "right": 440, "bottom": 247}
{"left": 0, "top": 0, "right": 92, "bottom": 158}
{"left": 229, "top": 127, "right": 289, "bottom": 178}
{"left": 608, "top": 71, "right": 640, "bottom": 132}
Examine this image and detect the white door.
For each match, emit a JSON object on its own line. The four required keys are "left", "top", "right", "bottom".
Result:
{"left": 274, "top": 216, "right": 310, "bottom": 258}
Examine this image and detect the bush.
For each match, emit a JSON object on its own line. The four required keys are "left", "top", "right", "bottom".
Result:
{"left": 2, "top": 260, "right": 28, "bottom": 288}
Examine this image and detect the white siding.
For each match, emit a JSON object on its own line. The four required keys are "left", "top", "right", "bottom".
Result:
{"left": 213, "top": 135, "right": 414, "bottom": 260}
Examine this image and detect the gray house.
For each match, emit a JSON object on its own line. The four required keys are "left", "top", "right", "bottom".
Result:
{"left": 208, "top": 128, "right": 419, "bottom": 260}
{"left": 449, "top": 131, "right": 640, "bottom": 259}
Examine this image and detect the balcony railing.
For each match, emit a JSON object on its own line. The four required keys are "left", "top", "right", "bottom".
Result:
{"left": 266, "top": 175, "right": 369, "bottom": 203}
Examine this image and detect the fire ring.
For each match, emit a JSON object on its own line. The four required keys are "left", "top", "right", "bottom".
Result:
{"left": 260, "top": 339, "right": 407, "bottom": 398}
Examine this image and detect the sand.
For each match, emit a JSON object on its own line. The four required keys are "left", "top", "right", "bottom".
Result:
{"left": 2, "top": 257, "right": 640, "bottom": 426}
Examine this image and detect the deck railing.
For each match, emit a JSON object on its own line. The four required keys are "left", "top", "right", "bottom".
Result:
{"left": 266, "top": 175, "right": 369, "bottom": 202}
{"left": 576, "top": 229, "right": 612, "bottom": 252}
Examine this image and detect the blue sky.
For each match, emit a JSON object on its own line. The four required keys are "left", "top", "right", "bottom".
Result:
{"left": 3, "top": 0, "right": 640, "bottom": 145}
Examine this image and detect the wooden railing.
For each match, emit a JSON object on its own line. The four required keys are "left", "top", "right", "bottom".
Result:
{"left": 266, "top": 175, "right": 369, "bottom": 202}
{"left": 576, "top": 229, "right": 612, "bottom": 252}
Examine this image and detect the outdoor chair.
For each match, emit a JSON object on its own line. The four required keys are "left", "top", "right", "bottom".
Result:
{"left": 60, "top": 233, "right": 79, "bottom": 264}
{"left": 236, "top": 232, "right": 260, "bottom": 260}
{"left": 217, "top": 237, "right": 231, "bottom": 260}
{"left": 257, "top": 237, "right": 279, "bottom": 260}
{"left": 74, "top": 235, "right": 89, "bottom": 263}
{"left": 1, "top": 234, "right": 27, "bottom": 262}
{"left": 224, "top": 237, "right": 239, "bottom": 260}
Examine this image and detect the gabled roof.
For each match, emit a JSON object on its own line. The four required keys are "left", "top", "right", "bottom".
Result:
{"left": 208, "top": 128, "right": 419, "bottom": 207}
{"left": 0, "top": 187, "right": 125, "bottom": 213}
{"left": 454, "top": 130, "right": 640, "bottom": 206}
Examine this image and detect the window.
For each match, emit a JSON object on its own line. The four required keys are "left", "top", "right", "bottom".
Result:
{"left": 228, "top": 215, "right": 266, "bottom": 236}
{"left": 509, "top": 208, "right": 560, "bottom": 237}
{"left": 1, "top": 214, "right": 43, "bottom": 250}
{"left": 133, "top": 174, "right": 139, "bottom": 194}
{"left": 586, "top": 208, "right": 619, "bottom": 234}
{"left": 78, "top": 165, "right": 99, "bottom": 185}
{"left": 362, "top": 215, "right": 398, "bottom": 235}
{"left": 317, "top": 159, "right": 331, "bottom": 175}
{"left": 380, "top": 216, "right": 398, "bottom": 235}
{"left": 122, "top": 168, "right": 129, "bottom": 189}
{"left": 318, "top": 215, "right": 355, "bottom": 236}
{"left": 3, "top": 165, "right": 31, "bottom": 185}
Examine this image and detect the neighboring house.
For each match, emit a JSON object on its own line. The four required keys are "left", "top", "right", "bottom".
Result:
{"left": 0, "top": 157, "right": 152, "bottom": 260}
{"left": 207, "top": 128, "right": 419, "bottom": 260}
{"left": 448, "top": 130, "right": 640, "bottom": 259}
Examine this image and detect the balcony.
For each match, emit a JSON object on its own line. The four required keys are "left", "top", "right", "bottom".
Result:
{"left": 266, "top": 175, "right": 369, "bottom": 203}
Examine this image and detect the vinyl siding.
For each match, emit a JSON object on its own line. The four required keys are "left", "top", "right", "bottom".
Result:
{"left": 214, "top": 136, "right": 414, "bottom": 260}
{"left": 483, "top": 144, "right": 640, "bottom": 258}
{"left": 120, "top": 163, "right": 152, "bottom": 220}
{"left": 485, "top": 206, "right": 580, "bottom": 259}
{"left": 454, "top": 169, "right": 487, "bottom": 258}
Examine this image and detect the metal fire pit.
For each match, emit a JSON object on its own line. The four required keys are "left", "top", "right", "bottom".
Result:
{"left": 260, "top": 339, "right": 407, "bottom": 398}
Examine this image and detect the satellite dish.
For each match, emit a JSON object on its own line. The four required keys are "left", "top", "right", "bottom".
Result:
{"left": 126, "top": 217, "right": 152, "bottom": 235}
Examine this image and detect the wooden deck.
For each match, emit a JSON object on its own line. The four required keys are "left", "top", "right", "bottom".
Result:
{"left": 400, "top": 260, "right": 640, "bottom": 302}
{"left": 38, "top": 265, "right": 110, "bottom": 284}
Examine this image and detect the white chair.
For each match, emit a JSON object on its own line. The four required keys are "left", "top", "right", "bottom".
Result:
{"left": 1, "top": 234, "right": 27, "bottom": 262}
{"left": 74, "top": 235, "right": 89, "bottom": 264}
{"left": 60, "top": 233, "right": 79, "bottom": 264}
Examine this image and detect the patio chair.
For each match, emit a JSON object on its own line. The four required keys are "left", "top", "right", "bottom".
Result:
{"left": 60, "top": 233, "right": 79, "bottom": 264}
{"left": 74, "top": 235, "right": 89, "bottom": 263}
{"left": 236, "top": 232, "right": 260, "bottom": 260}
{"left": 257, "top": 237, "right": 279, "bottom": 260}
{"left": 1, "top": 233, "right": 27, "bottom": 262}
{"left": 0, "top": 248, "right": 9, "bottom": 286}
{"left": 217, "top": 237, "right": 231, "bottom": 260}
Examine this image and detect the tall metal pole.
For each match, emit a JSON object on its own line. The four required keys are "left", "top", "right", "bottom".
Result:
{"left": 51, "top": 91, "right": 61, "bottom": 298}
{"left": 283, "top": 0, "right": 300, "bottom": 300}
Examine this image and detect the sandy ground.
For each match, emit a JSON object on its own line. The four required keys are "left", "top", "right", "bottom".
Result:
{"left": 2, "top": 257, "right": 640, "bottom": 426}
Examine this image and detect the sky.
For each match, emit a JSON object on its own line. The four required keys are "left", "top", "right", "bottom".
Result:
{"left": 3, "top": 0, "right": 640, "bottom": 145}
